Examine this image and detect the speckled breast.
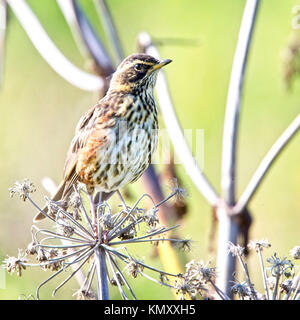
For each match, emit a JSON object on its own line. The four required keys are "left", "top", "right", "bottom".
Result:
{"left": 78, "top": 97, "right": 158, "bottom": 193}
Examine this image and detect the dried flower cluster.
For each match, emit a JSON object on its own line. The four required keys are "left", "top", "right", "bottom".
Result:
{"left": 4, "top": 179, "right": 189, "bottom": 300}
{"left": 176, "top": 260, "right": 222, "bottom": 300}
{"left": 3, "top": 180, "right": 299, "bottom": 301}
{"left": 225, "top": 240, "right": 300, "bottom": 300}
{"left": 177, "top": 239, "right": 299, "bottom": 300}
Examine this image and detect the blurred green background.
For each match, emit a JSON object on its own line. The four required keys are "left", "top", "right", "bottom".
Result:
{"left": 0, "top": 0, "right": 299, "bottom": 299}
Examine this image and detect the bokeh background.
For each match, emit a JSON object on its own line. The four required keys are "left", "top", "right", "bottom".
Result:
{"left": 0, "top": 0, "right": 299, "bottom": 299}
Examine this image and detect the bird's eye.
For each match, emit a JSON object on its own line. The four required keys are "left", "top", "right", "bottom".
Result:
{"left": 134, "top": 63, "right": 143, "bottom": 71}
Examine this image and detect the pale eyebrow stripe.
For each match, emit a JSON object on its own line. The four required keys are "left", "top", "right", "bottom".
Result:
{"left": 125, "top": 60, "right": 155, "bottom": 69}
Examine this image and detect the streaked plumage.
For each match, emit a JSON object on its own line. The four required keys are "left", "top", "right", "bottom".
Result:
{"left": 34, "top": 53, "right": 171, "bottom": 221}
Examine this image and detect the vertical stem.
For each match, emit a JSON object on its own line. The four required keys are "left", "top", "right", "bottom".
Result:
{"left": 272, "top": 274, "right": 280, "bottom": 300}
{"left": 236, "top": 254, "right": 257, "bottom": 299}
{"left": 221, "top": 0, "right": 259, "bottom": 203}
{"left": 217, "top": 0, "right": 259, "bottom": 298}
{"left": 94, "top": 246, "right": 109, "bottom": 300}
{"left": 94, "top": 0, "right": 124, "bottom": 63}
{"left": 257, "top": 249, "right": 269, "bottom": 300}
{"left": 216, "top": 205, "right": 238, "bottom": 297}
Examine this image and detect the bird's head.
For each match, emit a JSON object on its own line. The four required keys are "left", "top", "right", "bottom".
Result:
{"left": 109, "top": 53, "right": 172, "bottom": 93}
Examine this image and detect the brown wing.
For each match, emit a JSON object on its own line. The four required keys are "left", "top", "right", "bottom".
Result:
{"left": 62, "top": 102, "right": 104, "bottom": 197}
{"left": 33, "top": 93, "right": 133, "bottom": 222}
{"left": 63, "top": 93, "right": 134, "bottom": 193}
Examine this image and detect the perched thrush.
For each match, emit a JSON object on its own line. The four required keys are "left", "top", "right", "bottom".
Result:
{"left": 34, "top": 53, "right": 172, "bottom": 221}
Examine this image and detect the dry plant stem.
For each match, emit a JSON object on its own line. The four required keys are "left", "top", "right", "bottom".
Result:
{"left": 52, "top": 254, "right": 91, "bottom": 297}
{"left": 221, "top": 0, "right": 259, "bottom": 204}
{"left": 94, "top": 0, "right": 124, "bottom": 64}
{"left": 234, "top": 113, "right": 300, "bottom": 214}
{"left": 257, "top": 248, "right": 269, "bottom": 300}
{"left": 290, "top": 272, "right": 300, "bottom": 300}
{"left": 217, "top": 0, "right": 259, "bottom": 298}
{"left": 138, "top": 32, "right": 220, "bottom": 207}
{"left": 272, "top": 274, "right": 280, "bottom": 300}
{"left": 6, "top": 0, "right": 103, "bottom": 91}
{"left": 236, "top": 253, "right": 257, "bottom": 300}
{"left": 89, "top": 194, "right": 97, "bottom": 231}
{"left": 208, "top": 280, "right": 230, "bottom": 300}
{"left": 110, "top": 257, "right": 137, "bottom": 300}
{"left": 68, "top": 0, "right": 114, "bottom": 76}
{"left": 95, "top": 246, "right": 109, "bottom": 300}
{"left": 0, "top": 0, "right": 7, "bottom": 87}
{"left": 106, "top": 252, "right": 128, "bottom": 300}
{"left": 42, "top": 178, "right": 96, "bottom": 298}
{"left": 56, "top": 0, "right": 91, "bottom": 59}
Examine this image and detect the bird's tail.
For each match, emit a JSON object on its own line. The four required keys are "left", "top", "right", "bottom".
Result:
{"left": 33, "top": 179, "right": 66, "bottom": 222}
{"left": 33, "top": 180, "right": 115, "bottom": 222}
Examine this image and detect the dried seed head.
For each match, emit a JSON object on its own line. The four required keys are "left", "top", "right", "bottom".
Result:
{"left": 176, "top": 238, "right": 192, "bottom": 252}
{"left": 73, "top": 289, "right": 97, "bottom": 300}
{"left": 44, "top": 197, "right": 68, "bottom": 219}
{"left": 231, "top": 281, "right": 250, "bottom": 298}
{"left": 25, "top": 241, "right": 37, "bottom": 256}
{"left": 56, "top": 218, "right": 75, "bottom": 237}
{"left": 185, "top": 260, "right": 216, "bottom": 283}
{"left": 159, "top": 273, "right": 169, "bottom": 283}
{"left": 36, "top": 248, "right": 47, "bottom": 263}
{"left": 118, "top": 227, "right": 136, "bottom": 240}
{"left": 110, "top": 272, "right": 124, "bottom": 286}
{"left": 68, "top": 192, "right": 81, "bottom": 210}
{"left": 174, "top": 276, "right": 207, "bottom": 300}
{"left": 2, "top": 249, "right": 27, "bottom": 277}
{"left": 267, "top": 276, "right": 276, "bottom": 290}
{"left": 171, "top": 178, "right": 188, "bottom": 202}
{"left": 9, "top": 179, "right": 36, "bottom": 201}
{"left": 266, "top": 253, "right": 294, "bottom": 277}
{"left": 143, "top": 207, "right": 159, "bottom": 227}
{"left": 290, "top": 246, "right": 300, "bottom": 259}
{"left": 99, "top": 213, "right": 114, "bottom": 231}
{"left": 280, "top": 280, "right": 293, "bottom": 294}
{"left": 248, "top": 239, "right": 271, "bottom": 252}
{"left": 126, "top": 260, "right": 144, "bottom": 278}
{"left": 227, "top": 242, "right": 245, "bottom": 257}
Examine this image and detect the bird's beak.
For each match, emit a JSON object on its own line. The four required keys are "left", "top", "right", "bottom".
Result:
{"left": 151, "top": 59, "right": 172, "bottom": 71}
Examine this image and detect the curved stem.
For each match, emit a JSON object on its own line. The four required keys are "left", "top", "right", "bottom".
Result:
{"left": 7, "top": 0, "right": 104, "bottom": 91}
{"left": 216, "top": 0, "right": 260, "bottom": 298}
{"left": 138, "top": 32, "right": 220, "bottom": 207}
{"left": 221, "top": 0, "right": 259, "bottom": 205}
{"left": 94, "top": 0, "right": 124, "bottom": 63}
{"left": 234, "top": 113, "right": 300, "bottom": 214}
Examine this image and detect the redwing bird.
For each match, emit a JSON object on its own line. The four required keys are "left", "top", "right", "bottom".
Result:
{"left": 34, "top": 53, "right": 172, "bottom": 221}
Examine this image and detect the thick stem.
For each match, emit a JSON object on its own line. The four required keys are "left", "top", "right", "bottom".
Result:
{"left": 221, "top": 0, "right": 259, "bottom": 204}
{"left": 217, "top": 0, "right": 259, "bottom": 298}
{"left": 94, "top": 0, "right": 124, "bottom": 63}
{"left": 94, "top": 246, "right": 109, "bottom": 300}
{"left": 215, "top": 205, "right": 238, "bottom": 298}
